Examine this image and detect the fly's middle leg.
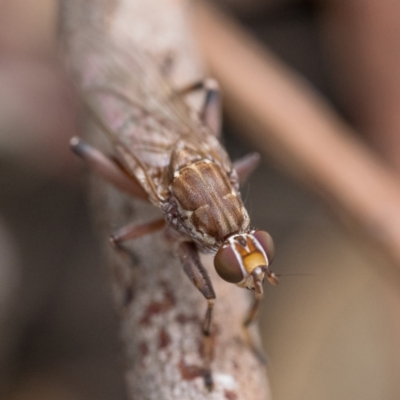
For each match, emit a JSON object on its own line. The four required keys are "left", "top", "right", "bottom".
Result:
{"left": 178, "top": 241, "right": 216, "bottom": 390}
{"left": 110, "top": 219, "right": 166, "bottom": 245}
{"left": 233, "top": 152, "right": 261, "bottom": 185}
{"left": 176, "top": 78, "right": 221, "bottom": 136}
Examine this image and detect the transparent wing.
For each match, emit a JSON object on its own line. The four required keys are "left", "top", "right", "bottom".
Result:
{"left": 71, "top": 33, "right": 232, "bottom": 203}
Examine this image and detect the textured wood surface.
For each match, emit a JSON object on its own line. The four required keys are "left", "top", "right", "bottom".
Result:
{"left": 59, "top": 0, "right": 272, "bottom": 399}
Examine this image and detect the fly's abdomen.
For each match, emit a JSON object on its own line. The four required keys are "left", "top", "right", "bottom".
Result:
{"left": 171, "top": 160, "right": 249, "bottom": 241}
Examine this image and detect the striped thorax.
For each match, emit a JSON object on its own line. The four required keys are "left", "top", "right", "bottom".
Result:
{"left": 166, "top": 144, "right": 249, "bottom": 251}
{"left": 164, "top": 144, "right": 277, "bottom": 290}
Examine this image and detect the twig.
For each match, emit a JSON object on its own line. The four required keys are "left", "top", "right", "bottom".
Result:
{"left": 59, "top": 0, "right": 272, "bottom": 399}
{"left": 191, "top": 1, "right": 400, "bottom": 268}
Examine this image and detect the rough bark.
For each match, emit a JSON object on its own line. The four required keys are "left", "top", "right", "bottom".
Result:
{"left": 59, "top": 0, "right": 272, "bottom": 399}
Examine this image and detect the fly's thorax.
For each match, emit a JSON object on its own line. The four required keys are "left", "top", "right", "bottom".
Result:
{"left": 167, "top": 148, "right": 250, "bottom": 249}
{"left": 168, "top": 144, "right": 204, "bottom": 179}
{"left": 214, "top": 231, "right": 276, "bottom": 289}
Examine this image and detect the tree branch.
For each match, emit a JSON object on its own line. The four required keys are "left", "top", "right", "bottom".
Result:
{"left": 59, "top": 0, "right": 272, "bottom": 399}
{"left": 191, "top": 1, "right": 400, "bottom": 269}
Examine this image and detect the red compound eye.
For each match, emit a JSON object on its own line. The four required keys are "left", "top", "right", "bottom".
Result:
{"left": 214, "top": 244, "right": 244, "bottom": 283}
{"left": 253, "top": 230, "right": 275, "bottom": 263}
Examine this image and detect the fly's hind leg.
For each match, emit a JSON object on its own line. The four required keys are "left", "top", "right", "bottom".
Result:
{"left": 70, "top": 137, "right": 163, "bottom": 249}
{"left": 178, "top": 242, "right": 216, "bottom": 390}
{"left": 70, "top": 137, "right": 148, "bottom": 200}
{"left": 176, "top": 79, "right": 221, "bottom": 136}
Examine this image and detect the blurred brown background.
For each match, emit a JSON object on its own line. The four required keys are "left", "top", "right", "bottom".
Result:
{"left": 1, "top": 1, "right": 400, "bottom": 399}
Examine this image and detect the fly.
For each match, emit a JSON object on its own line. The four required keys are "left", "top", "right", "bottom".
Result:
{"left": 70, "top": 36, "right": 278, "bottom": 389}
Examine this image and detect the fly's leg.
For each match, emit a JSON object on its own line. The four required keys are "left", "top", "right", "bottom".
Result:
{"left": 70, "top": 137, "right": 148, "bottom": 200}
{"left": 110, "top": 219, "right": 165, "bottom": 245}
{"left": 199, "top": 79, "right": 221, "bottom": 137}
{"left": 108, "top": 219, "right": 166, "bottom": 310}
{"left": 176, "top": 79, "right": 221, "bottom": 136}
{"left": 71, "top": 137, "right": 165, "bottom": 249}
{"left": 243, "top": 273, "right": 264, "bottom": 327}
{"left": 242, "top": 272, "right": 267, "bottom": 364}
{"left": 178, "top": 241, "right": 216, "bottom": 390}
{"left": 233, "top": 152, "right": 261, "bottom": 185}
{"left": 178, "top": 242, "right": 216, "bottom": 334}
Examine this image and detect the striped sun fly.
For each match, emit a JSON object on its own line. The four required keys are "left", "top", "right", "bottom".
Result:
{"left": 70, "top": 35, "right": 277, "bottom": 388}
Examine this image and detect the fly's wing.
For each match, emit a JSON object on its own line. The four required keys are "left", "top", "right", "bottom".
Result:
{"left": 72, "top": 34, "right": 233, "bottom": 204}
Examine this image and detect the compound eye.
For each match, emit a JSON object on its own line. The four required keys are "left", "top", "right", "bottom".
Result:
{"left": 253, "top": 230, "right": 275, "bottom": 263}
{"left": 214, "top": 245, "right": 244, "bottom": 283}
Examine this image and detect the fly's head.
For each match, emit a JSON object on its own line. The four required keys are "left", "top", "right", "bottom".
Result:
{"left": 214, "top": 231, "right": 278, "bottom": 290}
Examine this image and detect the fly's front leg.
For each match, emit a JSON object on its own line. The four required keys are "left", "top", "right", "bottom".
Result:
{"left": 70, "top": 137, "right": 148, "bottom": 200}
{"left": 243, "top": 274, "right": 264, "bottom": 328}
{"left": 178, "top": 242, "right": 216, "bottom": 334}
{"left": 176, "top": 78, "right": 221, "bottom": 136}
{"left": 233, "top": 152, "right": 261, "bottom": 185}
{"left": 243, "top": 273, "right": 267, "bottom": 364}
{"left": 178, "top": 241, "right": 216, "bottom": 390}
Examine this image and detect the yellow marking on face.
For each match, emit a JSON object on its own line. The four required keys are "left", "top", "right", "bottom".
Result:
{"left": 243, "top": 251, "right": 267, "bottom": 274}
